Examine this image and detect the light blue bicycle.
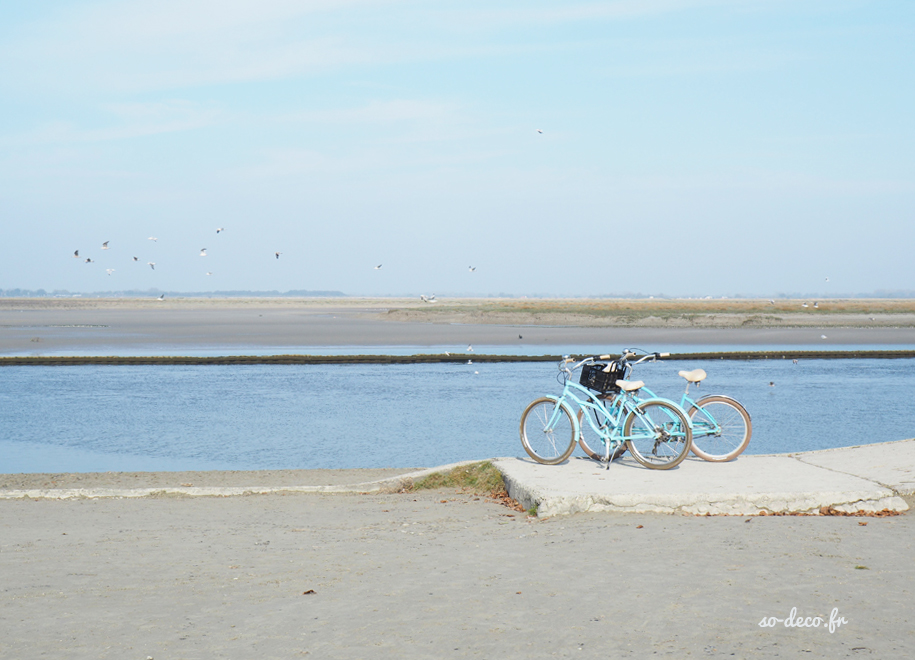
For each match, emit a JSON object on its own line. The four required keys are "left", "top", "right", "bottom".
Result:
{"left": 577, "top": 349, "right": 752, "bottom": 463}
{"left": 519, "top": 354, "right": 693, "bottom": 469}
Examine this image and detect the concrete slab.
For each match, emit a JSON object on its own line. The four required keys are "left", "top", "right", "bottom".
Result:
{"left": 494, "top": 443, "right": 912, "bottom": 517}
{"left": 791, "top": 438, "right": 915, "bottom": 495}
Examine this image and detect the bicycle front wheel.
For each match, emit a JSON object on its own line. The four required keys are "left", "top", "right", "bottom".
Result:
{"left": 520, "top": 398, "right": 578, "bottom": 465}
{"left": 624, "top": 400, "right": 692, "bottom": 470}
{"left": 578, "top": 395, "right": 627, "bottom": 461}
{"left": 688, "top": 396, "right": 752, "bottom": 462}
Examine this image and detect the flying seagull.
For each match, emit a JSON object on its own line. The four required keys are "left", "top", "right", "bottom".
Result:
{"left": 148, "top": 262, "right": 155, "bottom": 270}
{"left": 148, "top": 237, "right": 157, "bottom": 242}
{"left": 132, "top": 256, "right": 138, "bottom": 261}
{"left": 467, "top": 344, "right": 473, "bottom": 352}
{"left": 84, "top": 258, "right": 93, "bottom": 263}
{"left": 73, "top": 250, "right": 79, "bottom": 258}
{"left": 157, "top": 294, "right": 165, "bottom": 301}
{"left": 216, "top": 228, "right": 224, "bottom": 234}
{"left": 199, "top": 248, "right": 207, "bottom": 257}
{"left": 101, "top": 241, "right": 109, "bottom": 250}
{"left": 536, "top": 129, "right": 543, "bottom": 134}
{"left": 275, "top": 252, "right": 281, "bottom": 259}
{"left": 469, "top": 266, "right": 476, "bottom": 272}
{"left": 374, "top": 264, "right": 382, "bottom": 270}
{"left": 206, "top": 271, "right": 213, "bottom": 276}
{"left": 106, "top": 268, "right": 115, "bottom": 276}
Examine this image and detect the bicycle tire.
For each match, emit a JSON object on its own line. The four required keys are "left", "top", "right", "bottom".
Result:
{"left": 623, "top": 400, "right": 692, "bottom": 470}
{"left": 577, "top": 395, "right": 627, "bottom": 461}
{"left": 520, "top": 398, "right": 578, "bottom": 465}
{"left": 688, "top": 395, "right": 752, "bottom": 462}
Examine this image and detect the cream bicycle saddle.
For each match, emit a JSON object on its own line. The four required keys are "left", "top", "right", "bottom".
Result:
{"left": 615, "top": 379, "right": 645, "bottom": 392}
{"left": 678, "top": 369, "right": 707, "bottom": 383}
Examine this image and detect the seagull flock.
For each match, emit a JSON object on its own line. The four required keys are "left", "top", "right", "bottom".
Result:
{"left": 73, "top": 227, "right": 481, "bottom": 303}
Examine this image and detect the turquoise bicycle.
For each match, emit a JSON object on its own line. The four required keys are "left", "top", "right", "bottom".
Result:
{"left": 519, "top": 354, "right": 692, "bottom": 469}
{"left": 577, "top": 350, "right": 752, "bottom": 463}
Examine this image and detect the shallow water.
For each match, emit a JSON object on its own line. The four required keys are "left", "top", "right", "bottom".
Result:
{"left": 1, "top": 358, "right": 913, "bottom": 473}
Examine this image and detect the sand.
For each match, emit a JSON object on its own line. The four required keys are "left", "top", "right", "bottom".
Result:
{"left": 2, "top": 489, "right": 912, "bottom": 658}
{"left": 2, "top": 297, "right": 915, "bottom": 355}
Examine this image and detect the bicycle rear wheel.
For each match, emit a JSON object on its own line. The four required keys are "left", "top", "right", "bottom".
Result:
{"left": 688, "top": 395, "right": 752, "bottom": 462}
{"left": 577, "top": 395, "right": 627, "bottom": 461}
{"left": 623, "top": 400, "right": 691, "bottom": 470}
{"left": 520, "top": 398, "right": 577, "bottom": 465}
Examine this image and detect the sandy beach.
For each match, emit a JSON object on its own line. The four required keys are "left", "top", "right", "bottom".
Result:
{"left": 2, "top": 485, "right": 913, "bottom": 658}
{"left": 2, "top": 297, "right": 913, "bottom": 657}
{"left": 2, "top": 297, "right": 915, "bottom": 354}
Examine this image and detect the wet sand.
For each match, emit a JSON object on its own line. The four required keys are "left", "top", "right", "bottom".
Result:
{"left": 2, "top": 297, "right": 914, "bottom": 354}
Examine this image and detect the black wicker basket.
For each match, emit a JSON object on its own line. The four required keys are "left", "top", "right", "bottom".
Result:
{"left": 579, "top": 362, "right": 624, "bottom": 394}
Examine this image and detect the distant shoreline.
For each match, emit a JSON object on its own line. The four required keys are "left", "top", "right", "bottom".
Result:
{"left": 2, "top": 297, "right": 914, "bottom": 355}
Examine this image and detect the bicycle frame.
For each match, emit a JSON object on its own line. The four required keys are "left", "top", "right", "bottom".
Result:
{"left": 636, "top": 384, "right": 730, "bottom": 439}
{"left": 547, "top": 372, "right": 690, "bottom": 459}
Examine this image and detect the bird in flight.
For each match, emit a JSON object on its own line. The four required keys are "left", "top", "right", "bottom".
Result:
{"left": 206, "top": 271, "right": 213, "bottom": 276}
{"left": 148, "top": 262, "right": 156, "bottom": 270}
{"left": 467, "top": 344, "right": 473, "bottom": 352}
{"left": 536, "top": 129, "right": 543, "bottom": 134}
{"left": 106, "top": 268, "right": 115, "bottom": 276}
{"left": 157, "top": 294, "right": 165, "bottom": 301}
{"left": 101, "top": 241, "right": 109, "bottom": 250}
{"left": 820, "top": 335, "right": 827, "bottom": 339}
{"left": 374, "top": 264, "right": 382, "bottom": 270}
{"left": 148, "top": 237, "right": 157, "bottom": 242}
{"left": 801, "top": 303, "right": 808, "bottom": 308}
{"left": 132, "top": 256, "right": 138, "bottom": 261}
{"left": 468, "top": 266, "right": 476, "bottom": 272}
{"left": 84, "top": 258, "right": 94, "bottom": 263}
{"left": 73, "top": 250, "right": 79, "bottom": 258}
{"left": 275, "top": 252, "right": 282, "bottom": 259}
{"left": 216, "top": 228, "right": 224, "bottom": 234}
{"left": 200, "top": 249, "right": 207, "bottom": 257}
{"left": 813, "top": 302, "right": 819, "bottom": 309}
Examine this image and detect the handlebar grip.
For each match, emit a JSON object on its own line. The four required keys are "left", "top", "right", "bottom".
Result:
{"left": 563, "top": 358, "right": 574, "bottom": 364}
{"left": 658, "top": 352, "right": 670, "bottom": 358}
{"left": 599, "top": 355, "right": 611, "bottom": 360}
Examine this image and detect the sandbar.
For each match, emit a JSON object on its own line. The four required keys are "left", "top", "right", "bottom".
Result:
{"left": 2, "top": 297, "right": 915, "bottom": 354}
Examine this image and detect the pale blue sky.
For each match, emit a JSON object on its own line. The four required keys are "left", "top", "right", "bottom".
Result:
{"left": 1, "top": 0, "right": 912, "bottom": 297}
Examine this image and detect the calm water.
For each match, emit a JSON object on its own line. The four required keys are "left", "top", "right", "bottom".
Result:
{"left": 1, "top": 358, "right": 913, "bottom": 473}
